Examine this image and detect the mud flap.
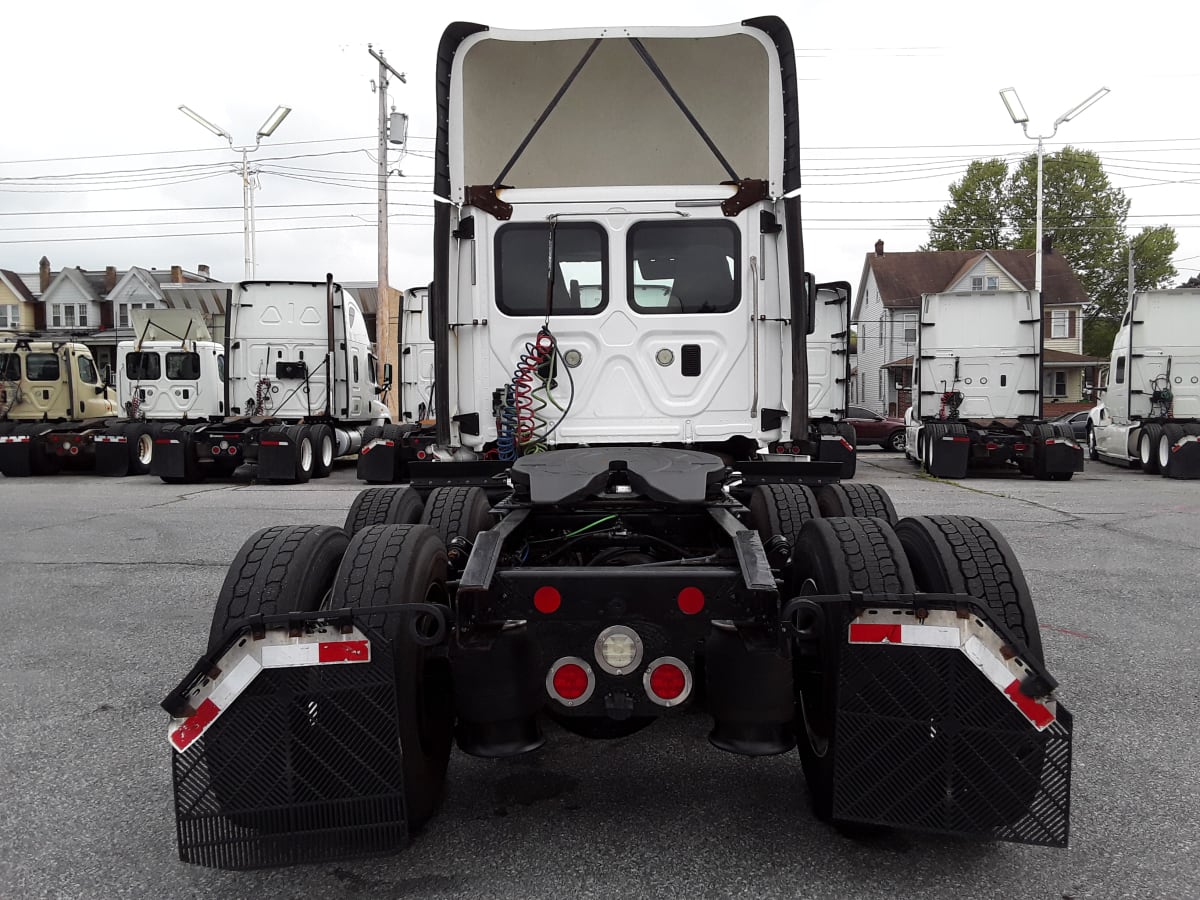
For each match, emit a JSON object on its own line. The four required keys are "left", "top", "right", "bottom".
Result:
{"left": 0, "top": 434, "right": 33, "bottom": 476}
{"left": 165, "top": 620, "right": 408, "bottom": 869}
{"left": 357, "top": 436, "right": 406, "bottom": 483}
{"left": 927, "top": 427, "right": 969, "bottom": 478}
{"left": 1041, "top": 442, "right": 1084, "bottom": 475}
{"left": 94, "top": 432, "right": 131, "bottom": 476}
{"left": 150, "top": 434, "right": 188, "bottom": 479}
{"left": 1163, "top": 434, "right": 1200, "bottom": 479}
{"left": 257, "top": 428, "right": 296, "bottom": 482}
{"left": 815, "top": 426, "right": 856, "bottom": 479}
{"left": 824, "top": 603, "right": 1071, "bottom": 846}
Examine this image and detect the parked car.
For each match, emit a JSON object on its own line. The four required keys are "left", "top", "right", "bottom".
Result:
{"left": 844, "top": 406, "right": 906, "bottom": 452}
{"left": 1048, "top": 410, "right": 1090, "bottom": 441}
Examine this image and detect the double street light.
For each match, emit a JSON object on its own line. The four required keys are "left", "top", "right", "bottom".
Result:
{"left": 999, "top": 86, "right": 1109, "bottom": 295}
{"left": 179, "top": 104, "right": 292, "bottom": 279}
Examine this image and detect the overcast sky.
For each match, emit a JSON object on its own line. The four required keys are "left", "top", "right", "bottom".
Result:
{"left": 2, "top": 0, "right": 1197, "bottom": 295}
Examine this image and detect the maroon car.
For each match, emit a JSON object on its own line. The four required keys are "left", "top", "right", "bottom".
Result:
{"left": 844, "top": 406, "right": 906, "bottom": 452}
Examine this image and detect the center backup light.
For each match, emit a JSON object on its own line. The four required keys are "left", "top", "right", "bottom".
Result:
{"left": 594, "top": 625, "right": 643, "bottom": 675}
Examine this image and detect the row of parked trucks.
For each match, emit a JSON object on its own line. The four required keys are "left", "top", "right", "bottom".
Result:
{"left": 157, "top": 18, "right": 1076, "bottom": 872}
{"left": 0, "top": 278, "right": 392, "bottom": 482}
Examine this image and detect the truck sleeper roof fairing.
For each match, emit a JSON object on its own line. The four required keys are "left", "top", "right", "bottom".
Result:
{"left": 435, "top": 18, "right": 800, "bottom": 199}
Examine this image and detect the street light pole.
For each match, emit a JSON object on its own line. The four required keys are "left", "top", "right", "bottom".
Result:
{"left": 999, "top": 86, "right": 1110, "bottom": 294}
{"left": 179, "top": 104, "right": 292, "bottom": 279}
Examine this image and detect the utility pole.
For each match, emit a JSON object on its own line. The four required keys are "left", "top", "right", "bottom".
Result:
{"left": 369, "top": 45, "right": 406, "bottom": 420}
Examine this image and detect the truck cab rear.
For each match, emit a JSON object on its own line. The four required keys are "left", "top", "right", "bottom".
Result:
{"left": 1088, "top": 288, "right": 1200, "bottom": 477}
{"left": 905, "top": 290, "right": 1082, "bottom": 479}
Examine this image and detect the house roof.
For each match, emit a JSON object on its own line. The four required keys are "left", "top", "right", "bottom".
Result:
{"left": 856, "top": 249, "right": 1090, "bottom": 315}
{"left": 1043, "top": 348, "right": 1106, "bottom": 365}
{"left": 0, "top": 269, "right": 36, "bottom": 303}
{"left": 39, "top": 267, "right": 104, "bottom": 304}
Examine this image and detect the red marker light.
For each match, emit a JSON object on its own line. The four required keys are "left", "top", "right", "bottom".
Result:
{"left": 677, "top": 587, "right": 705, "bottom": 615}
{"left": 534, "top": 586, "right": 561, "bottom": 614}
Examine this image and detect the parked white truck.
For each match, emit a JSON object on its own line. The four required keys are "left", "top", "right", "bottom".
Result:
{"left": 903, "top": 289, "right": 1084, "bottom": 480}
{"left": 133, "top": 278, "right": 392, "bottom": 483}
{"left": 807, "top": 280, "right": 857, "bottom": 476}
{"left": 1087, "top": 287, "right": 1200, "bottom": 478}
{"left": 162, "top": 19, "right": 1074, "bottom": 873}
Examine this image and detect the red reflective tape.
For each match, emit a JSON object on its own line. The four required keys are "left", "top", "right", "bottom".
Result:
{"left": 260, "top": 440, "right": 288, "bottom": 447}
{"left": 951, "top": 436, "right": 970, "bottom": 443}
{"left": 839, "top": 438, "right": 853, "bottom": 452}
{"left": 1004, "top": 679, "right": 1055, "bottom": 728}
{"left": 318, "top": 640, "right": 369, "bottom": 663}
{"left": 170, "top": 697, "right": 220, "bottom": 751}
{"left": 154, "top": 438, "right": 179, "bottom": 445}
{"left": 849, "top": 623, "right": 903, "bottom": 644}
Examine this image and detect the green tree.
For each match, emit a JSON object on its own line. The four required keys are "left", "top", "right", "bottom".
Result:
{"left": 922, "top": 159, "right": 1011, "bottom": 251}
{"left": 925, "top": 147, "right": 1178, "bottom": 324}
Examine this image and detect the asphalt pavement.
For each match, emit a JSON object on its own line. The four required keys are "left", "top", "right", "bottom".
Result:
{"left": 1, "top": 452, "right": 1197, "bottom": 900}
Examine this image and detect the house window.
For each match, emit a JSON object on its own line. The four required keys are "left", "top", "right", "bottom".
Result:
{"left": 903, "top": 313, "right": 917, "bottom": 344}
{"left": 971, "top": 276, "right": 983, "bottom": 291}
{"left": 1047, "top": 371, "right": 1067, "bottom": 397}
{"left": 118, "top": 302, "right": 152, "bottom": 329}
{"left": 51, "top": 303, "right": 88, "bottom": 328}
{"left": 986, "top": 276, "right": 998, "bottom": 290}
{"left": 0, "top": 304, "right": 18, "bottom": 329}
{"left": 1051, "top": 309, "right": 1070, "bottom": 339}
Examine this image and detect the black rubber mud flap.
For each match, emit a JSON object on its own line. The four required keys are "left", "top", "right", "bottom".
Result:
{"left": 356, "top": 425, "right": 408, "bottom": 484}
{"left": 168, "top": 619, "right": 409, "bottom": 870}
{"left": 1163, "top": 424, "right": 1200, "bottom": 479}
{"left": 814, "top": 422, "right": 856, "bottom": 479}
{"left": 0, "top": 430, "right": 34, "bottom": 476}
{"left": 926, "top": 423, "right": 969, "bottom": 478}
{"left": 256, "top": 428, "right": 296, "bottom": 482}
{"left": 829, "top": 624, "right": 1072, "bottom": 846}
{"left": 94, "top": 428, "right": 131, "bottom": 476}
{"left": 150, "top": 426, "right": 188, "bottom": 480}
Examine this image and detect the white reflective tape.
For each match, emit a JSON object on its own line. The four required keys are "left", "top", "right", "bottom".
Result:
{"left": 899, "top": 623, "right": 962, "bottom": 648}
{"left": 261, "top": 642, "right": 321, "bottom": 667}
{"left": 96, "top": 435, "right": 127, "bottom": 444}
{"left": 0, "top": 435, "right": 31, "bottom": 444}
{"left": 963, "top": 634, "right": 1016, "bottom": 691}
{"left": 208, "top": 654, "right": 262, "bottom": 709}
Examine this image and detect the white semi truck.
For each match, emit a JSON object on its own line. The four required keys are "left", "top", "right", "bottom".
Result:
{"left": 165, "top": 19, "right": 1074, "bottom": 871}
{"left": 1087, "top": 287, "right": 1200, "bottom": 478}
{"left": 125, "top": 278, "right": 392, "bottom": 483}
{"left": 903, "top": 290, "right": 1084, "bottom": 480}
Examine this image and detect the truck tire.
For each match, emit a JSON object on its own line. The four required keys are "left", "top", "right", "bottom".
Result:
{"left": 344, "top": 486, "right": 425, "bottom": 535}
{"left": 1138, "top": 424, "right": 1163, "bottom": 475}
{"left": 921, "top": 423, "right": 940, "bottom": 473}
{"left": 310, "top": 423, "right": 335, "bottom": 479}
{"left": 207, "top": 524, "right": 351, "bottom": 654}
{"left": 790, "top": 517, "right": 916, "bottom": 821}
{"left": 420, "top": 486, "right": 494, "bottom": 550}
{"left": 812, "top": 483, "right": 897, "bottom": 526}
{"left": 1157, "top": 424, "right": 1185, "bottom": 476}
{"left": 894, "top": 515, "right": 1042, "bottom": 663}
{"left": 126, "top": 422, "right": 156, "bottom": 476}
{"left": 748, "top": 483, "right": 820, "bottom": 559}
{"left": 285, "top": 424, "right": 314, "bottom": 484}
{"left": 22, "top": 425, "right": 59, "bottom": 476}
{"left": 329, "top": 524, "right": 454, "bottom": 831}
{"left": 1086, "top": 425, "right": 1099, "bottom": 461}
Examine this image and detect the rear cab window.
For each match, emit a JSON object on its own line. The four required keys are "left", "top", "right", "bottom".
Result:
{"left": 495, "top": 223, "right": 608, "bottom": 316}
{"left": 26, "top": 353, "right": 60, "bottom": 382}
{"left": 126, "top": 352, "right": 161, "bottom": 380}
{"left": 627, "top": 220, "right": 740, "bottom": 314}
{"left": 166, "top": 352, "right": 201, "bottom": 380}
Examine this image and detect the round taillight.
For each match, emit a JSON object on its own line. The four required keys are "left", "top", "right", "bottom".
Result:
{"left": 644, "top": 657, "right": 692, "bottom": 707}
{"left": 229, "top": 445, "right": 238, "bottom": 455}
{"left": 677, "top": 587, "right": 705, "bottom": 615}
{"left": 211, "top": 446, "right": 221, "bottom": 455}
{"left": 547, "top": 657, "right": 594, "bottom": 706}
{"left": 416, "top": 450, "right": 427, "bottom": 460}
{"left": 69, "top": 446, "right": 79, "bottom": 456}
{"left": 533, "top": 586, "right": 561, "bottom": 614}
